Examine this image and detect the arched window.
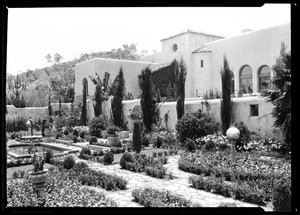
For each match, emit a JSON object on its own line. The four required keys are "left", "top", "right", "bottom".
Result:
{"left": 239, "top": 65, "right": 253, "bottom": 94}
{"left": 258, "top": 65, "right": 271, "bottom": 92}
{"left": 82, "top": 78, "right": 89, "bottom": 96}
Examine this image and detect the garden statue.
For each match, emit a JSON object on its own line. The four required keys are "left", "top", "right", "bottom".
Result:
{"left": 26, "top": 117, "right": 34, "bottom": 136}
{"left": 226, "top": 126, "right": 240, "bottom": 163}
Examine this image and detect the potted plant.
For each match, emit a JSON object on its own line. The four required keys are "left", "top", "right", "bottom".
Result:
{"left": 107, "top": 126, "right": 119, "bottom": 146}
{"left": 28, "top": 154, "right": 48, "bottom": 196}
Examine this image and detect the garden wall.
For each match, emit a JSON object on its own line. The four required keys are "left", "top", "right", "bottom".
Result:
{"left": 6, "top": 103, "right": 71, "bottom": 123}
{"left": 122, "top": 96, "right": 282, "bottom": 140}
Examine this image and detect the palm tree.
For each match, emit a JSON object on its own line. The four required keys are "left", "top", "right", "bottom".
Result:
{"left": 262, "top": 42, "right": 291, "bottom": 148}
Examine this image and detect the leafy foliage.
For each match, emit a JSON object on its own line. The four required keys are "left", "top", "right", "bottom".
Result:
{"left": 111, "top": 68, "right": 126, "bottom": 128}
{"left": 176, "top": 109, "right": 219, "bottom": 143}
{"left": 220, "top": 56, "right": 233, "bottom": 135}
{"left": 132, "top": 187, "right": 200, "bottom": 207}
{"left": 138, "top": 67, "right": 157, "bottom": 132}
{"left": 103, "top": 151, "right": 114, "bottom": 165}
{"left": 262, "top": 42, "right": 291, "bottom": 149}
{"left": 175, "top": 59, "right": 187, "bottom": 120}
{"left": 272, "top": 176, "right": 291, "bottom": 211}
{"left": 132, "top": 122, "right": 142, "bottom": 153}
{"left": 63, "top": 155, "right": 76, "bottom": 170}
{"left": 88, "top": 114, "right": 109, "bottom": 138}
{"left": 120, "top": 151, "right": 135, "bottom": 169}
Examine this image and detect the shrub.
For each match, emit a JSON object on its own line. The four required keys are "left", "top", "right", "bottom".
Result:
{"left": 176, "top": 109, "right": 218, "bottom": 143}
{"left": 218, "top": 202, "right": 237, "bottom": 207}
{"left": 120, "top": 151, "right": 134, "bottom": 169}
{"left": 107, "top": 126, "right": 120, "bottom": 135}
{"left": 6, "top": 116, "right": 27, "bottom": 132}
{"left": 272, "top": 177, "right": 291, "bottom": 211}
{"left": 234, "top": 122, "right": 251, "bottom": 151}
{"left": 73, "top": 161, "right": 89, "bottom": 172}
{"left": 89, "top": 136, "right": 98, "bottom": 144}
{"left": 145, "top": 165, "right": 167, "bottom": 179}
{"left": 70, "top": 135, "right": 78, "bottom": 143}
{"left": 89, "top": 115, "right": 109, "bottom": 138}
{"left": 157, "top": 152, "right": 163, "bottom": 157}
{"left": 44, "top": 149, "right": 54, "bottom": 164}
{"left": 156, "top": 136, "right": 163, "bottom": 148}
{"left": 63, "top": 155, "right": 75, "bottom": 170}
{"left": 164, "top": 151, "right": 168, "bottom": 156}
{"left": 132, "top": 122, "right": 142, "bottom": 153}
{"left": 204, "top": 140, "right": 217, "bottom": 152}
{"left": 141, "top": 136, "right": 150, "bottom": 147}
{"left": 79, "top": 147, "right": 91, "bottom": 159}
{"left": 93, "top": 149, "right": 104, "bottom": 157}
{"left": 132, "top": 187, "right": 194, "bottom": 207}
{"left": 10, "top": 132, "right": 17, "bottom": 139}
{"left": 185, "top": 138, "right": 196, "bottom": 152}
{"left": 73, "top": 129, "right": 79, "bottom": 137}
{"left": 63, "top": 129, "right": 69, "bottom": 136}
{"left": 152, "top": 152, "right": 157, "bottom": 158}
{"left": 103, "top": 151, "right": 114, "bottom": 165}
{"left": 79, "top": 131, "right": 85, "bottom": 139}
{"left": 55, "top": 132, "right": 62, "bottom": 139}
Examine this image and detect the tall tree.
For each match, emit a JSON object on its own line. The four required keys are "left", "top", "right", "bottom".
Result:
{"left": 89, "top": 73, "right": 102, "bottom": 117}
{"left": 81, "top": 78, "right": 88, "bottom": 125}
{"left": 138, "top": 67, "right": 155, "bottom": 132}
{"left": 262, "top": 42, "right": 291, "bottom": 148}
{"left": 220, "top": 55, "right": 233, "bottom": 135}
{"left": 175, "top": 59, "right": 187, "bottom": 120}
{"left": 111, "top": 68, "right": 126, "bottom": 128}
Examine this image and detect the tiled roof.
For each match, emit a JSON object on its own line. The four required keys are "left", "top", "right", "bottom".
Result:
{"left": 160, "top": 29, "right": 225, "bottom": 42}
{"left": 192, "top": 48, "right": 212, "bottom": 53}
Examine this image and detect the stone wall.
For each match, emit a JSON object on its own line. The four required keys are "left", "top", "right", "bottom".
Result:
{"left": 6, "top": 103, "right": 71, "bottom": 123}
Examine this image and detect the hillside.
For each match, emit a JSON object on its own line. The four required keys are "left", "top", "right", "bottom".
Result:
{"left": 6, "top": 44, "right": 143, "bottom": 107}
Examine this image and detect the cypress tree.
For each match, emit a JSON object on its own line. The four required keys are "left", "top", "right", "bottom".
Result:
{"left": 81, "top": 78, "right": 88, "bottom": 125}
{"left": 58, "top": 96, "right": 62, "bottom": 118}
{"left": 220, "top": 55, "right": 233, "bottom": 135}
{"left": 94, "top": 79, "right": 102, "bottom": 117}
{"left": 138, "top": 67, "right": 155, "bottom": 132}
{"left": 132, "top": 122, "right": 142, "bottom": 153}
{"left": 111, "top": 67, "right": 126, "bottom": 128}
{"left": 175, "top": 59, "right": 187, "bottom": 120}
{"left": 48, "top": 94, "right": 52, "bottom": 117}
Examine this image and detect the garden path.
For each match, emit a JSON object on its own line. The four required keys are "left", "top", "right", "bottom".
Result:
{"left": 76, "top": 155, "right": 273, "bottom": 211}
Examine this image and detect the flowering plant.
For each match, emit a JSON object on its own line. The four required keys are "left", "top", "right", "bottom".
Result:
{"left": 31, "top": 154, "right": 45, "bottom": 173}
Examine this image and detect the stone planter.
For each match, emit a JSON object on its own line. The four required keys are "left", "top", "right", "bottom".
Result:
{"left": 28, "top": 169, "right": 48, "bottom": 192}
{"left": 118, "top": 131, "right": 130, "bottom": 139}
{"left": 107, "top": 136, "right": 118, "bottom": 147}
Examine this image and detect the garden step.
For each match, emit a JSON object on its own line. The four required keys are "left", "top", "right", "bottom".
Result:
{"left": 21, "top": 135, "right": 42, "bottom": 141}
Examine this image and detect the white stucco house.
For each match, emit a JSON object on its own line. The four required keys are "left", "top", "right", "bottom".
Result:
{"left": 75, "top": 23, "right": 290, "bottom": 100}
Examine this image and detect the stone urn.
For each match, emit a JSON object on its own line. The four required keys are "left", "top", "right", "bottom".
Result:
{"left": 28, "top": 169, "right": 48, "bottom": 195}
{"left": 226, "top": 127, "right": 240, "bottom": 163}
{"left": 107, "top": 136, "right": 118, "bottom": 147}
{"left": 118, "top": 131, "right": 130, "bottom": 139}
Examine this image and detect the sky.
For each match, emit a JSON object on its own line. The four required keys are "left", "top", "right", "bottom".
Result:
{"left": 7, "top": 5, "right": 291, "bottom": 75}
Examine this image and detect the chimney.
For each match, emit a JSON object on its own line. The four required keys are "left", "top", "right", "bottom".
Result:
{"left": 241, "top": 29, "right": 253, "bottom": 34}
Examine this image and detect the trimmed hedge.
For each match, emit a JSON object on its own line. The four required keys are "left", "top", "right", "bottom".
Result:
{"left": 132, "top": 187, "right": 201, "bottom": 207}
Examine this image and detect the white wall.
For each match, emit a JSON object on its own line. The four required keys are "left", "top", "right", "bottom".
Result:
{"left": 122, "top": 97, "right": 282, "bottom": 140}
{"left": 75, "top": 58, "right": 159, "bottom": 100}
{"left": 203, "top": 23, "right": 291, "bottom": 94}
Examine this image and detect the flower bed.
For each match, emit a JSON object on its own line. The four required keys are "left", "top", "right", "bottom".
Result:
{"left": 179, "top": 151, "right": 291, "bottom": 205}
{"left": 121, "top": 153, "right": 169, "bottom": 179}
{"left": 7, "top": 167, "right": 117, "bottom": 207}
{"left": 53, "top": 160, "right": 128, "bottom": 190}
{"left": 132, "top": 187, "right": 201, "bottom": 207}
